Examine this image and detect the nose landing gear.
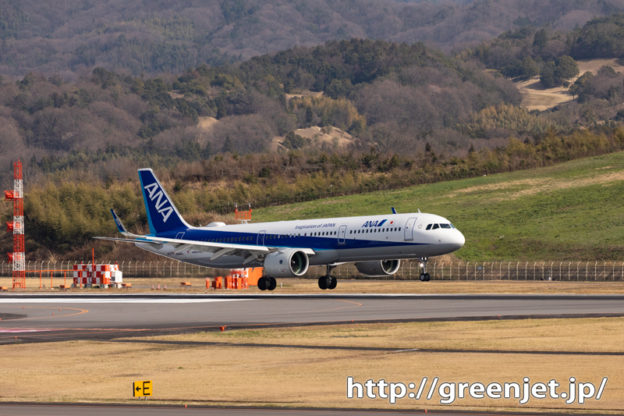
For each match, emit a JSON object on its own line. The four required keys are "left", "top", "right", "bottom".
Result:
{"left": 419, "top": 257, "right": 431, "bottom": 281}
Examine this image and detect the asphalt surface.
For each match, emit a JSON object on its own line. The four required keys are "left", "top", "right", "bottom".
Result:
{"left": 1, "top": 294, "right": 623, "bottom": 415}
{"left": 1, "top": 293, "right": 623, "bottom": 344}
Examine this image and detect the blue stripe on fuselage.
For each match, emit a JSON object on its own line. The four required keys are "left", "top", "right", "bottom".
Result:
{"left": 158, "top": 229, "right": 425, "bottom": 251}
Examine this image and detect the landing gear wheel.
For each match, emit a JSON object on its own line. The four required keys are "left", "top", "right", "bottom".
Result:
{"left": 418, "top": 257, "right": 430, "bottom": 282}
{"left": 328, "top": 276, "right": 337, "bottom": 290}
{"left": 318, "top": 276, "right": 330, "bottom": 290}
{"left": 318, "top": 276, "right": 337, "bottom": 290}
{"left": 258, "top": 277, "right": 267, "bottom": 291}
{"left": 267, "top": 277, "right": 277, "bottom": 291}
{"left": 319, "top": 264, "right": 337, "bottom": 290}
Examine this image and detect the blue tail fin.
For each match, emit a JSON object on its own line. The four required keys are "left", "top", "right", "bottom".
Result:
{"left": 138, "top": 168, "right": 189, "bottom": 235}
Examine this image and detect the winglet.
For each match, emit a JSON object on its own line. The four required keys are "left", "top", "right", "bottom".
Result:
{"left": 391, "top": 207, "right": 397, "bottom": 214}
{"left": 111, "top": 209, "right": 128, "bottom": 234}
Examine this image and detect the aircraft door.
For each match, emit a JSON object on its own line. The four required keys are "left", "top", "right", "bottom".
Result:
{"left": 338, "top": 225, "right": 347, "bottom": 245}
{"left": 257, "top": 230, "right": 266, "bottom": 246}
{"left": 404, "top": 217, "right": 417, "bottom": 241}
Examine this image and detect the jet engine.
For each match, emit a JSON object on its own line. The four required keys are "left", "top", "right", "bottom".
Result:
{"left": 355, "top": 259, "right": 401, "bottom": 276}
{"left": 263, "top": 249, "right": 310, "bottom": 277}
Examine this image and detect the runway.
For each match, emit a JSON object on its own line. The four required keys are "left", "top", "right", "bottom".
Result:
{"left": 1, "top": 294, "right": 623, "bottom": 344}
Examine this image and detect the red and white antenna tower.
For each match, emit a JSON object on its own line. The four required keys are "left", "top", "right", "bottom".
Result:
{"left": 5, "top": 160, "right": 25, "bottom": 289}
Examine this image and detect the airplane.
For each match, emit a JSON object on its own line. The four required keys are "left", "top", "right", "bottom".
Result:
{"left": 96, "top": 168, "right": 465, "bottom": 290}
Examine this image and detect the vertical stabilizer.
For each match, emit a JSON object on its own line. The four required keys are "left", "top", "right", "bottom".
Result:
{"left": 138, "top": 169, "right": 190, "bottom": 235}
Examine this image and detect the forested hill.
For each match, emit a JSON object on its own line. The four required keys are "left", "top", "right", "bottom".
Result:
{"left": 1, "top": 0, "right": 623, "bottom": 77}
{"left": 0, "top": 39, "right": 520, "bottom": 188}
{"left": 3, "top": 12, "right": 624, "bottom": 187}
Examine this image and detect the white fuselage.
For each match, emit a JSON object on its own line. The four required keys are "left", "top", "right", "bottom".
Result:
{"left": 137, "top": 212, "right": 465, "bottom": 268}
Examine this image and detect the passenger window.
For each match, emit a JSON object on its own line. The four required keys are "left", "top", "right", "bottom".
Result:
{"left": 432, "top": 224, "right": 439, "bottom": 230}
{"left": 426, "top": 224, "right": 432, "bottom": 230}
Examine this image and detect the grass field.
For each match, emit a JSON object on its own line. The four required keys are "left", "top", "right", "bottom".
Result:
{"left": 1, "top": 318, "right": 622, "bottom": 413}
{"left": 252, "top": 151, "right": 624, "bottom": 261}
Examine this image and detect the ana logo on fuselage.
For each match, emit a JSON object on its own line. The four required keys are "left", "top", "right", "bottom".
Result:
{"left": 144, "top": 182, "right": 173, "bottom": 223}
{"left": 362, "top": 219, "right": 387, "bottom": 228}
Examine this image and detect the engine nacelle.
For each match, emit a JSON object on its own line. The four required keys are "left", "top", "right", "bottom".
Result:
{"left": 355, "top": 260, "right": 401, "bottom": 276}
{"left": 263, "top": 249, "right": 310, "bottom": 277}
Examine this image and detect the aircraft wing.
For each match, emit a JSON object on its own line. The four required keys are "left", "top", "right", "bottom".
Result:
{"left": 95, "top": 234, "right": 271, "bottom": 252}
{"left": 95, "top": 209, "right": 315, "bottom": 263}
{"left": 94, "top": 234, "right": 315, "bottom": 263}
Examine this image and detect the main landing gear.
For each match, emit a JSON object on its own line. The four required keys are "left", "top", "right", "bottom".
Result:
{"left": 419, "top": 257, "right": 431, "bottom": 282}
{"left": 258, "top": 276, "right": 276, "bottom": 291}
{"left": 318, "top": 265, "right": 338, "bottom": 290}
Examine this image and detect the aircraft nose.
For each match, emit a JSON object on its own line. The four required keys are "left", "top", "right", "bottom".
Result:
{"left": 452, "top": 229, "right": 465, "bottom": 250}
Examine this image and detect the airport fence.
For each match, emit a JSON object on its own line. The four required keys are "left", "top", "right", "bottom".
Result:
{"left": 335, "top": 260, "right": 624, "bottom": 281}
{"left": 0, "top": 260, "right": 623, "bottom": 281}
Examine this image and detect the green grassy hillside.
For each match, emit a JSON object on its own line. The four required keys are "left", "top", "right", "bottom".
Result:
{"left": 253, "top": 152, "right": 624, "bottom": 261}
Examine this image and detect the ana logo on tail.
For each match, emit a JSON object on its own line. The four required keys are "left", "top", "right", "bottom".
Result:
{"left": 144, "top": 182, "right": 173, "bottom": 223}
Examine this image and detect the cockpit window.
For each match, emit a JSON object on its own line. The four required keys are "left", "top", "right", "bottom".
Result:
{"left": 426, "top": 224, "right": 432, "bottom": 230}
{"left": 432, "top": 224, "right": 439, "bottom": 230}
{"left": 440, "top": 223, "right": 451, "bottom": 229}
